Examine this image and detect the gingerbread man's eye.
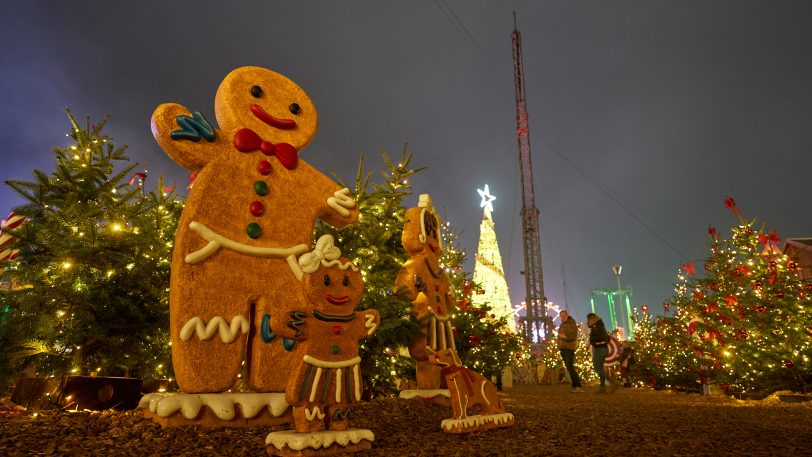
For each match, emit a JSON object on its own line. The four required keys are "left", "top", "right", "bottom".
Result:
{"left": 342, "top": 275, "right": 349, "bottom": 287}
{"left": 323, "top": 274, "right": 331, "bottom": 286}
{"left": 250, "top": 85, "right": 263, "bottom": 98}
{"left": 289, "top": 103, "right": 301, "bottom": 115}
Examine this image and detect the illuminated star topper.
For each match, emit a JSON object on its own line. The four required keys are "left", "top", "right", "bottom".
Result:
{"left": 477, "top": 184, "right": 496, "bottom": 214}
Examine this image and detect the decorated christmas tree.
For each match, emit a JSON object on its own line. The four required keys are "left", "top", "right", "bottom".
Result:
{"left": 471, "top": 185, "right": 515, "bottom": 331}
{"left": 314, "top": 149, "right": 424, "bottom": 395}
{"left": 0, "top": 111, "right": 181, "bottom": 389}
{"left": 661, "top": 197, "right": 811, "bottom": 393}
{"left": 441, "top": 225, "right": 525, "bottom": 382}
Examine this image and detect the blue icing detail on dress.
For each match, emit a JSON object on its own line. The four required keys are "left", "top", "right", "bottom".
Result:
{"left": 170, "top": 111, "right": 216, "bottom": 142}
{"left": 283, "top": 338, "right": 295, "bottom": 351}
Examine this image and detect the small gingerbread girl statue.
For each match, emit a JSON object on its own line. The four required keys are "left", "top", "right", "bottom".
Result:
{"left": 395, "top": 194, "right": 457, "bottom": 391}
{"left": 266, "top": 235, "right": 378, "bottom": 455}
{"left": 283, "top": 234, "right": 379, "bottom": 433}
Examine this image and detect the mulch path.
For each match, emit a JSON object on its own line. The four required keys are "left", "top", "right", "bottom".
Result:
{"left": 1, "top": 384, "right": 810, "bottom": 456}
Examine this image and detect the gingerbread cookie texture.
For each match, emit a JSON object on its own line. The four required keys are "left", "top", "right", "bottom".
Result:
{"left": 395, "top": 194, "right": 457, "bottom": 391}
{"left": 428, "top": 348, "right": 514, "bottom": 434}
{"left": 266, "top": 235, "right": 378, "bottom": 455}
{"left": 151, "top": 66, "right": 359, "bottom": 395}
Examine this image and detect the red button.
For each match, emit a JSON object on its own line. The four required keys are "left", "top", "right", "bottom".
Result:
{"left": 332, "top": 325, "right": 342, "bottom": 335}
{"left": 258, "top": 160, "right": 272, "bottom": 175}
{"left": 250, "top": 201, "right": 265, "bottom": 216}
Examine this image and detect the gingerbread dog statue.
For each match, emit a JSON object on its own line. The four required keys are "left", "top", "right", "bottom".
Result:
{"left": 427, "top": 347, "right": 514, "bottom": 434}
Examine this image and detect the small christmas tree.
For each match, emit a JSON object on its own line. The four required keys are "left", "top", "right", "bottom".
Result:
{"left": 314, "top": 149, "right": 423, "bottom": 395}
{"left": 663, "top": 197, "right": 812, "bottom": 393}
{"left": 0, "top": 111, "right": 181, "bottom": 388}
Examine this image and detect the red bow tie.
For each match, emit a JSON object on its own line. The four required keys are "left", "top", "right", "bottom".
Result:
{"left": 233, "top": 128, "right": 298, "bottom": 170}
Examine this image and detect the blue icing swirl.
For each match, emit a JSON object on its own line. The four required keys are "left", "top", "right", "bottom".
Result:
{"left": 170, "top": 111, "right": 216, "bottom": 142}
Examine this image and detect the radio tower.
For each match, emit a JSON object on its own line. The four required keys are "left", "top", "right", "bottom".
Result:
{"left": 512, "top": 13, "right": 551, "bottom": 343}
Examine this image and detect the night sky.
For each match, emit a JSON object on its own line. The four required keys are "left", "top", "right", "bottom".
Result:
{"left": 2, "top": 1, "right": 811, "bottom": 322}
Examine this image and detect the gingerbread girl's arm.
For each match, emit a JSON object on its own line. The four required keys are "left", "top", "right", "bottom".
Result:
{"left": 152, "top": 103, "right": 225, "bottom": 170}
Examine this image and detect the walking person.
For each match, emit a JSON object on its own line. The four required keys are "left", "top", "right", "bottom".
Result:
{"left": 557, "top": 310, "right": 582, "bottom": 392}
{"left": 587, "top": 313, "right": 616, "bottom": 393}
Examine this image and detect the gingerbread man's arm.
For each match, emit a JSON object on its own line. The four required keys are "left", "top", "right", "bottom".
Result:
{"left": 151, "top": 103, "right": 224, "bottom": 170}
{"left": 295, "top": 161, "right": 359, "bottom": 228}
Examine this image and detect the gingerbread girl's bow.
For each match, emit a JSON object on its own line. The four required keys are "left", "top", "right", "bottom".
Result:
{"left": 299, "top": 235, "right": 342, "bottom": 274}
{"left": 233, "top": 128, "right": 298, "bottom": 170}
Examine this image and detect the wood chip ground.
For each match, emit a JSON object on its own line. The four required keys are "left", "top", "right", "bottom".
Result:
{"left": 1, "top": 384, "right": 810, "bottom": 456}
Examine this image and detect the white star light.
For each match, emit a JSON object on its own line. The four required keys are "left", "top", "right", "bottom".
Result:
{"left": 477, "top": 184, "right": 496, "bottom": 214}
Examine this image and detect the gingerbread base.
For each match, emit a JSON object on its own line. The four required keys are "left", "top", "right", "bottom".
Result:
{"left": 139, "top": 392, "right": 292, "bottom": 428}
{"left": 440, "top": 413, "right": 515, "bottom": 434}
{"left": 266, "top": 429, "right": 374, "bottom": 456}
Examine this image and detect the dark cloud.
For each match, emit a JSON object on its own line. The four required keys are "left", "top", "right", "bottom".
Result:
{"left": 2, "top": 1, "right": 811, "bottom": 323}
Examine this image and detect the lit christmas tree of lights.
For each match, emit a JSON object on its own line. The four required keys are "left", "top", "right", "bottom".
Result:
{"left": 636, "top": 197, "right": 811, "bottom": 393}
{"left": 471, "top": 185, "right": 515, "bottom": 331}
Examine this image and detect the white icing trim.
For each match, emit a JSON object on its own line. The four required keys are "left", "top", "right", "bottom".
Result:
{"left": 265, "top": 429, "right": 374, "bottom": 450}
{"left": 179, "top": 315, "right": 249, "bottom": 343}
{"left": 303, "top": 355, "right": 362, "bottom": 369}
{"left": 451, "top": 377, "right": 468, "bottom": 419}
{"left": 353, "top": 364, "right": 361, "bottom": 401}
{"left": 335, "top": 368, "right": 343, "bottom": 403}
{"left": 439, "top": 317, "right": 447, "bottom": 349}
{"left": 138, "top": 392, "right": 290, "bottom": 420}
{"left": 441, "top": 413, "right": 514, "bottom": 432}
{"left": 309, "top": 367, "right": 323, "bottom": 403}
{"left": 480, "top": 381, "right": 491, "bottom": 406}
{"left": 185, "top": 221, "right": 309, "bottom": 264}
{"left": 398, "top": 389, "right": 451, "bottom": 400}
{"left": 321, "top": 259, "right": 359, "bottom": 271}
{"left": 305, "top": 406, "right": 325, "bottom": 421}
{"left": 326, "top": 188, "right": 356, "bottom": 217}
{"left": 364, "top": 313, "right": 378, "bottom": 335}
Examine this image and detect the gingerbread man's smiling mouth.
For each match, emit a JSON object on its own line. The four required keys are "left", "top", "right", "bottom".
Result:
{"left": 251, "top": 104, "right": 296, "bottom": 130}
{"left": 326, "top": 294, "right": 350, "bottom": 305}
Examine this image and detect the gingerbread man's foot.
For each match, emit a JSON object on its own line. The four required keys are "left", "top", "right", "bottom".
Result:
{"left": 292, "top": 405, "right": 325, "bottom": 433}
{"left": 326, "top": 407, "right": 351, "bottom": 431}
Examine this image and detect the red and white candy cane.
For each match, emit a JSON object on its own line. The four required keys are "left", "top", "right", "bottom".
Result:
{"left": 603, "top": 334, "right": 622, "bottom": 367}
{"left": 0, "top": 211, "right": 26, "bottom": 261}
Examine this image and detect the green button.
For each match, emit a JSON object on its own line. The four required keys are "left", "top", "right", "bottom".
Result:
{"left": 246, "top": 222, "right": 262, "bottom": 239}
{"left": 332, "top": 345, "right": 340, "bottom": 355}
{"left": 254, "top": 180, "right": 269, "bottom": 196}
{"left": 435, "top": 295, "right": 441, "bottom": 302}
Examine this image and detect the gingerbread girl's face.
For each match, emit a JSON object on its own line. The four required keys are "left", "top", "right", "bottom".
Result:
{"left": 302, "top": 260, "right": 364, "bottom": 315}
{"left": 214, "top": 66, "right": 318, "bottom": 150}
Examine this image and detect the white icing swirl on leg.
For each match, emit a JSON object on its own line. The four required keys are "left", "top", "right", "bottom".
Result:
{"left": 179, "top": 315, "right": 249, "bottom": 343}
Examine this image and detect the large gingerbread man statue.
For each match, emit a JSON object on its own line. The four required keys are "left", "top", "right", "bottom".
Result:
{"left": 152, "top": 66, "right": 359, "bottom": 394}
{"left": 395, "top": 194, "right": 457, "bottom": 390}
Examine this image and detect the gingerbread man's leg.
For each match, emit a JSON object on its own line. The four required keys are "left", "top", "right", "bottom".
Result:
{"left": 247, "top": 266, "right": 309, "bottom": 392}
{"left": 170, "top": 264, "right": 251, "bottom": 393}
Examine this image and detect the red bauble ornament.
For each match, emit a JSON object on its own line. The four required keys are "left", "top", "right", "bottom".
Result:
{"left": 775, "top": 291, "right": 785, "bottom": 299}
{"left": 784, "top": 360, "right": 795, "bottom": 368}
{"left": 468, "top": 335, "right": 482, "bottom": 347}
{"left": 806, "top": 284, "right": 812, "bottom": 292}
{"left": 789, "top": 262, "right": 798, "bottom": 271}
